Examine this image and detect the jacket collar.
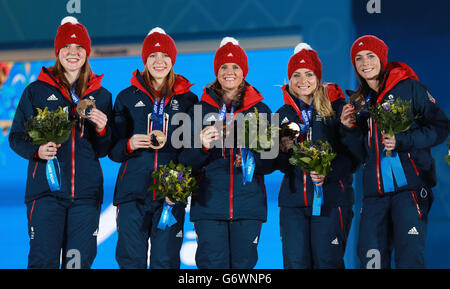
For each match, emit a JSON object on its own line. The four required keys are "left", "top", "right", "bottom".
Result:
{"left": 201, "top": 83, "right": 264, "bottom": 113}
{"left": 376, "top": 61, "right": 419, "bottom": 105}
{"left": 281, "top": 82, "right": 345, "bottom": 119}
{"left": 37, "top": 66, "right": 104, "bottom": 102}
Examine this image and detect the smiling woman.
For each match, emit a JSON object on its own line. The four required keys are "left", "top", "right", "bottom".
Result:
{"left": 8, "top": 16, "right": 113, "bottom": 269}
{"left": 108, "top": 26, "right": 198, "bottom": 269}
{"left": 178, "top": 36, "right": 274, "bottom": 269}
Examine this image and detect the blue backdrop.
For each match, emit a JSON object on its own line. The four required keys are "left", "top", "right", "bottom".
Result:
{"left": 0, "top": 0, "right": 449, "bottom": 269}
{"left": 1, "top": 46, "right": 449, "bottom": 269}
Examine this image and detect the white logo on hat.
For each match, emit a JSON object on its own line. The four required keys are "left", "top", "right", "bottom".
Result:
{"left": 155, "top": 43, "right": 161, "bottom": 47}
{"left": 358, "top": 41, "right": 364, "bottom": 46}
{"left": 300, "top": 59, "right": 306, "bottom": 63}
{"left": 227, "top": 53, "right": 233, "bottom": 57}
{"left": 71, "top": 34, "right": 77, "bottom": 38}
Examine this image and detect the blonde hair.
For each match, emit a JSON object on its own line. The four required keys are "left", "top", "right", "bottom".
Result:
{"left": 288, "top": 82, "right": 335, "bottom": 118}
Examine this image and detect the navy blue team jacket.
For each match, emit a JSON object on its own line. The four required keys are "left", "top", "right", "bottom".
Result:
{"left": 109, "top": 70, "right": 198, "bottom": 205}
{"left": 179, "top": 84, "right": 273, "bottom": 222}
{"left": 275, "top": 83, "right": 357, "bottom": 208}
{"left": 340, "top": 62, "right": 449, "bottom": 197}
{"left": 9, "top": 67, "right": 113, "bottom": 203}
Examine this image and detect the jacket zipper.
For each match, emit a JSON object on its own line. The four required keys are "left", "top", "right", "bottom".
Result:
{"left": 153, "top": 150, "right": 158, "bottom": 200}
{"left": 71, "top": 122, "right": 76, "bottom": 199}
{"left": 32, "top": 162, "right": 38, "bottom": 179}
{"left": 302, "top": 129, "right": 312, "bottom": 206}
{"left": 229, "top": 147, "right": 234, "bottom": 219}
{"left": 373, "top": 121, "right": 383, "bottom": 195}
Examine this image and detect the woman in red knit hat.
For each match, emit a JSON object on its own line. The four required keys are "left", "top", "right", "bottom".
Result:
{"left": 179, "top": 37, "right": 273, "bottom": 269}
{"left": 341, "top": 35, "right": 448, "bottom": 268}
{"left": 273, "top": 42, "right": 357, "bottom": 268}
{"left": 9, "top": 16, "right": 113, "bottom": 268}
{"left": 109, "top": 27, "right": 198, "bottom": 269}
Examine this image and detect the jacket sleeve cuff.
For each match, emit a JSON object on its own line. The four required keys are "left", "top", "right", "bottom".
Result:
{"left": 34, "top": 151, "right": 41, "bottom": 160}
{"left": 126, "top": 138, "right": 134, "bottom": 154}
{"left": 95, "top": 126, "right": 107, "bottom": 136}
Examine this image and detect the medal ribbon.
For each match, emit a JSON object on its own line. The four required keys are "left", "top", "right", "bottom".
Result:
{"left": 297, "top": 99, "right": 313, "bottom": 135}
{"left": 312, "top": 181, "right": 323, "bottom": 216}
{"left": 46, "top": 157, "right": 61, "bottom": 192}
{"left": 70, "top": 84, "right": 81, "bottom": 105}
{"left": 151, "top": 95, "right": 166, "bottom": 131}
{"left": 217, "top": 102, "right": 235, "bottom": 125}
{"left": 157, "top": 200, "right": 178, "bottom": 230}
{"left": 380, "top": 150, "right": 408, "bottom": 193}
{"left": 217, "top": 102, "right": 236, "bottom": 157}
{"left": 240, "top": 147, "right": 255, "bottom": 185}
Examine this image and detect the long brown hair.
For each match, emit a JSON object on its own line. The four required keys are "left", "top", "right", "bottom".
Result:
{"left": 351, "top": 63, "right": 386, "bottom": 101}
{"left": 209, "top": 79, "right": 249, "bottom": 107}
{"left": 51, "top": 58, "right": 92, "bottom": 99}
{"left": 143, "top": 66, "right": 176, "bottom": 100}
{"left": 288, "top": 81, "right": 335, "bottom": 118}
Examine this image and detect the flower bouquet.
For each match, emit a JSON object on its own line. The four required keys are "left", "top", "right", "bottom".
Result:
{"left": 288, "top": 139, "right": 336, "bottom": 216}
{"left": 149, "top": 160, "right": 197, "bottom": 204}
{"left": 24, "top": 106, "right": 73, "bottom": 192}
{"left": 24, "top": 106, "right": 73, "bottom": 145}
{"left": 240, "top": 107, "right": 279, "bottom": 154}
{"left": 149, "top": 161, "right": 197, "bottom": 230}
{"left": 288, "top": 139, "right": 336, "bottom": 176}
{"left": 235, "top": 107, "right": 278, "bottom": 184}
{"left": 367, "top": 98, "right": 417, "bottom": 156}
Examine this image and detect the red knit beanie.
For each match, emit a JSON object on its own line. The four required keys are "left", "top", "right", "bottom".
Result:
{"left": 287, "top": 43, "right": 322, "bottom": 81}
{"left": 54, "top": 16, "right": 91, "bottom": 57}
{"left": 214, "top": 37, "right": 249, "bottom": 78}
{"left": 350, "top": 35, "right": 388, "bottom": 68}
{"left": 142, "top": 27, "right": 177, "bottom": 66}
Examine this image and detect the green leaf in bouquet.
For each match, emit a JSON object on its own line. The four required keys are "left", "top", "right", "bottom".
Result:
{"left": 299, "top": 156, "right": 312, "bottom": 164}
{"left": 25, "top": 106, "right": 73, "bottom": 145}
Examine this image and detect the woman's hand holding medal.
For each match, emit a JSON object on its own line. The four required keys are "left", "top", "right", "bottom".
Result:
{"left": 129, "top": 134, "right": 152, "bottom": 151}
{"left": 340, "top": 103, "right": 356, "bottom": 128}
{"left": 200, "top": 125, "right": 220, "bottom": 150}
{"left": 280, "top": 122, "right": 301, "bottom": 153}
{"left": 87, "top": 108, "right": 108, "bottom": 133}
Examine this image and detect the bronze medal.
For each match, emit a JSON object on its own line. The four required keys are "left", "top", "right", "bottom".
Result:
{"left": 149, "top": 130, "right": 167, "bottom": 150}
{"left": 349, "top": 94, "right": 365, "bottom": 113}
{"left": 76, "top": 99, "right": 96, "bottom": 119}
{"left": 280, "top": 122, "right": 301, "bottom": 140}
